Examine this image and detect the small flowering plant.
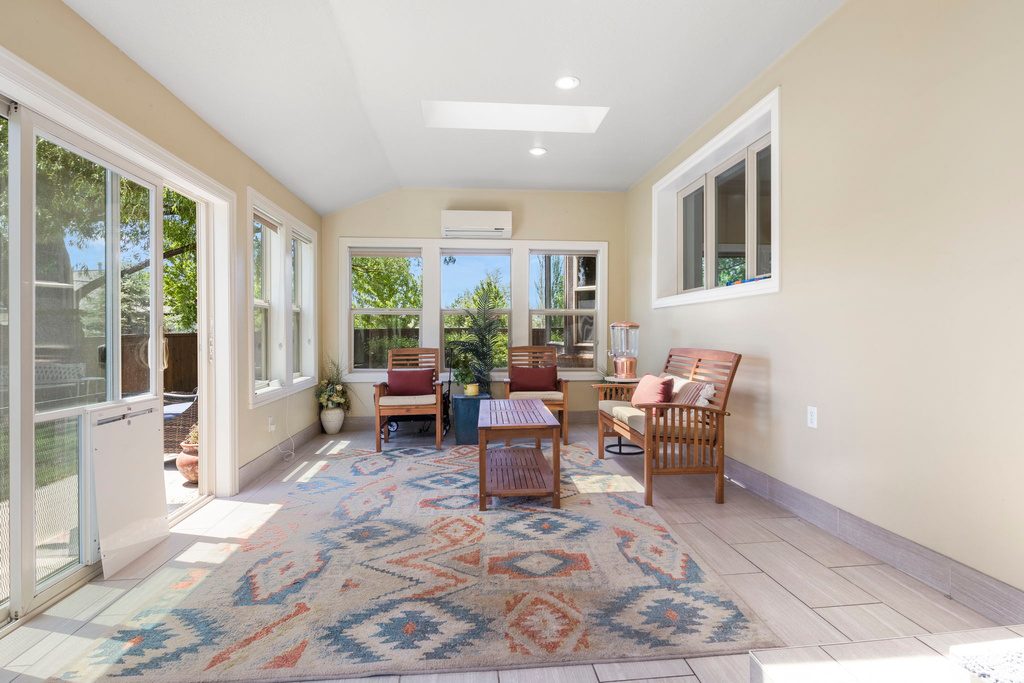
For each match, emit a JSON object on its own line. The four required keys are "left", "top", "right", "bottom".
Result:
{"left": 316, "top": 356, "right": 350, "bottom": 411}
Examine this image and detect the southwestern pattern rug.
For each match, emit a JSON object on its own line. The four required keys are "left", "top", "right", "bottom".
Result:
{"left": 58, "top": 444, "right": 781, "bottom": 681}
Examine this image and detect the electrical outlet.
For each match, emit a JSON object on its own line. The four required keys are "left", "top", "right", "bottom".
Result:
{"left": 807, "top": 406, "right": 818, "bottom": 429}
{"left": 268, "top": 416, "right": 276, "bottom": 433}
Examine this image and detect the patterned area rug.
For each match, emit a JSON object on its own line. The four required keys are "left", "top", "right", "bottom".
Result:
{"left": 58, "top": 444, "right": 781, "bottom": 681}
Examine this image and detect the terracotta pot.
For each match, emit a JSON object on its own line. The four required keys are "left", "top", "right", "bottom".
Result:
{"left": 320, "top": 407, "right": 345, "bottom": 435}
{"left": 177, "top": 441, "right": 199, "bottom": 484}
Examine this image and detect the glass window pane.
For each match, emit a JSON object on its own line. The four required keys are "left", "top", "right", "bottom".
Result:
{"left": 252, "top": 219, "right": 264, "bottom": 301}
{"left": 441, "top": 253, "right": 510, "bottom": 308}
{"left": 0, "top": 115, "right": 9, "bottom": 604}
{"left": 162, "top": 188, "right": 198, "bottom": 333}
{"left": 576, "top": 256, "right": 596, "bottom": 288}
{"left": 756, "top": 145, "right": 772, "bottom": 276}
{"left": 254, "top": 306, "right": 268, "bottom": 382}
{"left": 444, "top": 313, "right": 509, "bottom": 369}
{"left": 120, "top": 177, "right": 152, "bottom": 398}
{"left": 35, "top": 137, "right": 108, "bottom": 412}
{"left": 291, "top": 238, "right": 299, "bottom": 306}
{"left": 293, "top": 310, "right": 301, "bottom": 375}
{"left": 714, "top": 158, "right": 746, "bottom": 287}
{"left": 530, "top": 314, "right": 595, "bottom": 368}
{"left": 352, "top": 314, "right": 420, "bottom": 369}
{"left": 35, "top": 417, "right": 81, "bottom": 584}
{"left": 530, "top": 255, "right": 566, "bottom": 309}
{"left": 351, "top": 255, "right": 422, "bottom": 309}
{"left": 679, "top": 185, "right": 705, "bottom": 291}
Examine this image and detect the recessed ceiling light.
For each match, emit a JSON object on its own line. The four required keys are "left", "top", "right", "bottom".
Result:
{"left": 555, "top": 76, "right": 580, "bottom": 90}
{"left": 529, "top": 147, "right": 547, "bottom": 156}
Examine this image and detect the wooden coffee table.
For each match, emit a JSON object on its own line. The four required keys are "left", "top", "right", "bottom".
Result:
{"left": 477, "top": 399, "right": 561, "bottom": 511}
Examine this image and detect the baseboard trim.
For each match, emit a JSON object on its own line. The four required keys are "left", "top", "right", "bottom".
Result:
{"left": 724, "top": 456, "right": 1024, "bottom": 626}
{"left": 238, "top": 421, "right": 320, "bottom": 490}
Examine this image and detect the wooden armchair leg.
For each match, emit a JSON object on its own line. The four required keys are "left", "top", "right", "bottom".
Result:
{"left": 715, "top": 446, "right": 725, "bottom": 503}
{"left": 562, "top": 408, "right": 569, "bottom": 445}
{"left": 597, "top": 419, "right": 605, "bottom": 459}
{"left": 435, "top": 408, "right": 443, "bottom": 450}
{"left": 375, "top": 412, "right": 382, "bottom": 452}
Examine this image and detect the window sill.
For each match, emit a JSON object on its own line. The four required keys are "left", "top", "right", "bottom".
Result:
{"left": 343, "top": 369, "right": 605, "bottom": 384}
{"left": 653, "top": 276, "right": 778, "bottom": 308}
{"left": 250, "top": 377, "right": 318, "bottom": 408}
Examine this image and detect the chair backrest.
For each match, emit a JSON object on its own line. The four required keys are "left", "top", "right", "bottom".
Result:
{"left": 387, "top": 347, "right": 440, "bottom": 382}
{"left": 663, "top": 348, "right": 742, "bottom": 411}
{"left": 507, "top": 346, "right": 557, "bottom": 370}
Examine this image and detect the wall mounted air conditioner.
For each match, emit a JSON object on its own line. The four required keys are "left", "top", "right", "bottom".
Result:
{"left": 441, "top": 210, "right": 512, "bottom": 239}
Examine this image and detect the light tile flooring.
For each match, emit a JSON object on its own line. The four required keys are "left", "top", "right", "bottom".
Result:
{"left": 0, "top": 418, "right": 1000, "bottom": 682}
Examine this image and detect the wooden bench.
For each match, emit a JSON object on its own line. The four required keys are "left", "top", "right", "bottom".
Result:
{"left": 593, "top": 348, "right": 741, "bottom": 505}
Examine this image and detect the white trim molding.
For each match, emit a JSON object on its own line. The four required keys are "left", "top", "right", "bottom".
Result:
{"left": 651, "top": 87, "right": 781, "bottom": 308}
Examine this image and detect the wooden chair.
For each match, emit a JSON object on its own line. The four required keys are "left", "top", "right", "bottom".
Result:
{"left": 503, "top": 346, "right": 569, "bottom": 445}
{"left": 373, "top": 347, "right": 443, "bottom": 452}
{"left": 593, "top": 348, "right": 741, "bottom": 505}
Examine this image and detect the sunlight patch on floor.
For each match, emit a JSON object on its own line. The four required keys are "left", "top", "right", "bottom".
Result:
{"left": 316, "top": 439, "right": 353, "bottom": 455}
{"left": 571, "top": 473, "right": 644, "bottom": 493}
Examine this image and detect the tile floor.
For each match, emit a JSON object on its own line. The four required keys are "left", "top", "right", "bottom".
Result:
{"left": 0, "top": 418, "right": 1000, "bottom": 682}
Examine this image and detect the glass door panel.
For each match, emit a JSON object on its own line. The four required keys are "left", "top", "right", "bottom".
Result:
{"left": 33, "top": 417, "right": 80, "bottom": 583}
{"left": 35, "top": 137, "right": 108, "bottom": 412}
{"left": 119, "top": 177, "right": 152, "bottom": 398}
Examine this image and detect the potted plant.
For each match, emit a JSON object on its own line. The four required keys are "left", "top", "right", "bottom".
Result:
{"left": 317, "top": 356, "right": 350, "bottom": 434}
{"left": 452, "top": 356, "right": 478, "bottom": 396}
{"left": 450, "top": 287, "right": 501, "bottom": 395}
{"left": 177, "top": 422, "right": 200, "bottom": 484}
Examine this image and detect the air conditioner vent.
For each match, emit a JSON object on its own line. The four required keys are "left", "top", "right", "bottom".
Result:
{"left": 441, "top": 210, "right": 512, "bottom": 239}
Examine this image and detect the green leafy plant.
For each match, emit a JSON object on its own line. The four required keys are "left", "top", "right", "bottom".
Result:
{"left": 449, "top": 287, "right": 501, "bottom": 394}
{"left": 316, "top": 355, "right": 350, "bottom": 411}
{"left": 451, "top": 356, "right": 476, "bottom": 386}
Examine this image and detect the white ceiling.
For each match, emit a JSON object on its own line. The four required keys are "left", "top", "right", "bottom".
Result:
{"left": 61, "top": 0, "right": 842, "bottom": 215}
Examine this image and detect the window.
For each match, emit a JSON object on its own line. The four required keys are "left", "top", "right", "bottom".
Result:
{"left": 251, "top": 210, "right": 277, "bottom": 388}
{"left": 530, "top": 253, "right": 597, "bottom": 368}
{"left": 349, "top": 249, "right": 422, "bottom": 369}
{"left": 340, "top": 239, "right": 607, "bottom": 380}
{"left": 652, "top": 88, "right": 779, "bottom": 307}
{"left": 441, "top": 251, "right": 511, "bottom": 368}
{"left": 248, "top": 190, "right": 317, "bottom": 403}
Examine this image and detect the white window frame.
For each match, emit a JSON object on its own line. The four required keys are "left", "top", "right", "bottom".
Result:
{"left": 652, "top": 87, "right": 780, "bottom": 307}
{"left": 247, "top": 189, "right": 317, "bottom": 407}
{"left": 339, "top": 238, "right": 608, "bottom": 383}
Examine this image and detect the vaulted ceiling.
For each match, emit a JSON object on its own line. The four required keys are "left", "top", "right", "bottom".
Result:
{"left": 61, "top": 0, "right": 843, "bottom": 215}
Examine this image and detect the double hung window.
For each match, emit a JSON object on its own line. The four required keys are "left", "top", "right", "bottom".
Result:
{"left": 530, "top": 253, "right": 597, "bottom": 368}
{"left": 349, "top": 249, "right": 423, "bottom": 369}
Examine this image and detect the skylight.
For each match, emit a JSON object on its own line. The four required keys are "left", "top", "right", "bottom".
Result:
{"left": 421, "top": 101, "right": 609, "bottom": 134}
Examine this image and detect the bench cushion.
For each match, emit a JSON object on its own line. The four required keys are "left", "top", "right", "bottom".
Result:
{"left": 601, "top": 399, "right": 716, "bottom": 440}
{"left": 508, "top": 390, "right": 564, "bottom": 401}
{"left": 379, "top": 394, "right": 436, "bottom": 407}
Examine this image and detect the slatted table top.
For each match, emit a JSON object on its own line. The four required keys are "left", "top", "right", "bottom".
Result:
{"left": 477, "top": 399, "right": 560, "bottom": 429}
{"left": 484, "top": 448, "right": 553, "bottom": 497}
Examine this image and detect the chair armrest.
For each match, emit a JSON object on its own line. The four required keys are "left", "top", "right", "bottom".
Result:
{"left": 373, "top": 381, "right": 389, "bottom": 399}
{"left": 591, "top": 383, "right": 636, "bottom": 401}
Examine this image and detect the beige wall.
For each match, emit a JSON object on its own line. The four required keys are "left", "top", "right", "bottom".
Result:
{"left": 626, "top": 0, "right": 1024, "bottom": 589}
{"left": 321, "top": 188, "right": 627, "bottom": 417}
{"left": 0, "top": 0, "right": 322, "bottom": 467}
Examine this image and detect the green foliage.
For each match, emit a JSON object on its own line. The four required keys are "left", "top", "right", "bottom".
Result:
{"left": 351, "top": 256, "right": 422, "bottom": 310}
{"left": 316, "top": 355, "right": 350, "bottom": 410}
{"left": 444, "top": 268, "right": 510, "bottom": 368}
{"left": 163, "top": 188, "right": 198, "bottom": 331}
{"left": 448, "top": 287, "right": 502, "bottom": 394}
{"left": 716, "top": 257, "right": 746, "bottom": 286}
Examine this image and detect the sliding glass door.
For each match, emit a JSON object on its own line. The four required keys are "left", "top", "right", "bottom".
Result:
{"left": 0, "top": 100, "right": 165, "bottom": 622}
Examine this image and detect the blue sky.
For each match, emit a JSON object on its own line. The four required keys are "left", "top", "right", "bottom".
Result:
{"left": 441, "top": 254, "right": 510, "bottom": 307}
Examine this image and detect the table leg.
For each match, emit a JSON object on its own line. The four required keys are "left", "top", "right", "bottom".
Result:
{"left": 552, "top": 426, "right": 560, "bottom": 509}
{"left": 478, "top": 430, "right": 487, "bottom": 511}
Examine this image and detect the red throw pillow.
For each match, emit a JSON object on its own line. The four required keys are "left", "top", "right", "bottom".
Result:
{"left": 387, "top": 368, "right": 434, "bottom": 396}
{"left": 509, "top": 365, "right": 558, "bottom": 393}
{"left": 630, "top": 373, "right": 673, "bottom": 407}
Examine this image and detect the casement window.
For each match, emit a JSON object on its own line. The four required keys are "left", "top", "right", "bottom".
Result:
{"left": 339, "top": 239, "right": 608, "bottom": 381}
{"left": 529, "top": 252, "right": 598, "bottom": 368}
{"left": 349, "top": 248, "right": 423, "bottom": 369}
{"left": 653, "top": 88, "right": 780, "bottom": 307}
{"left": 249, "top": 190, "right": 317, "bottom": 404}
